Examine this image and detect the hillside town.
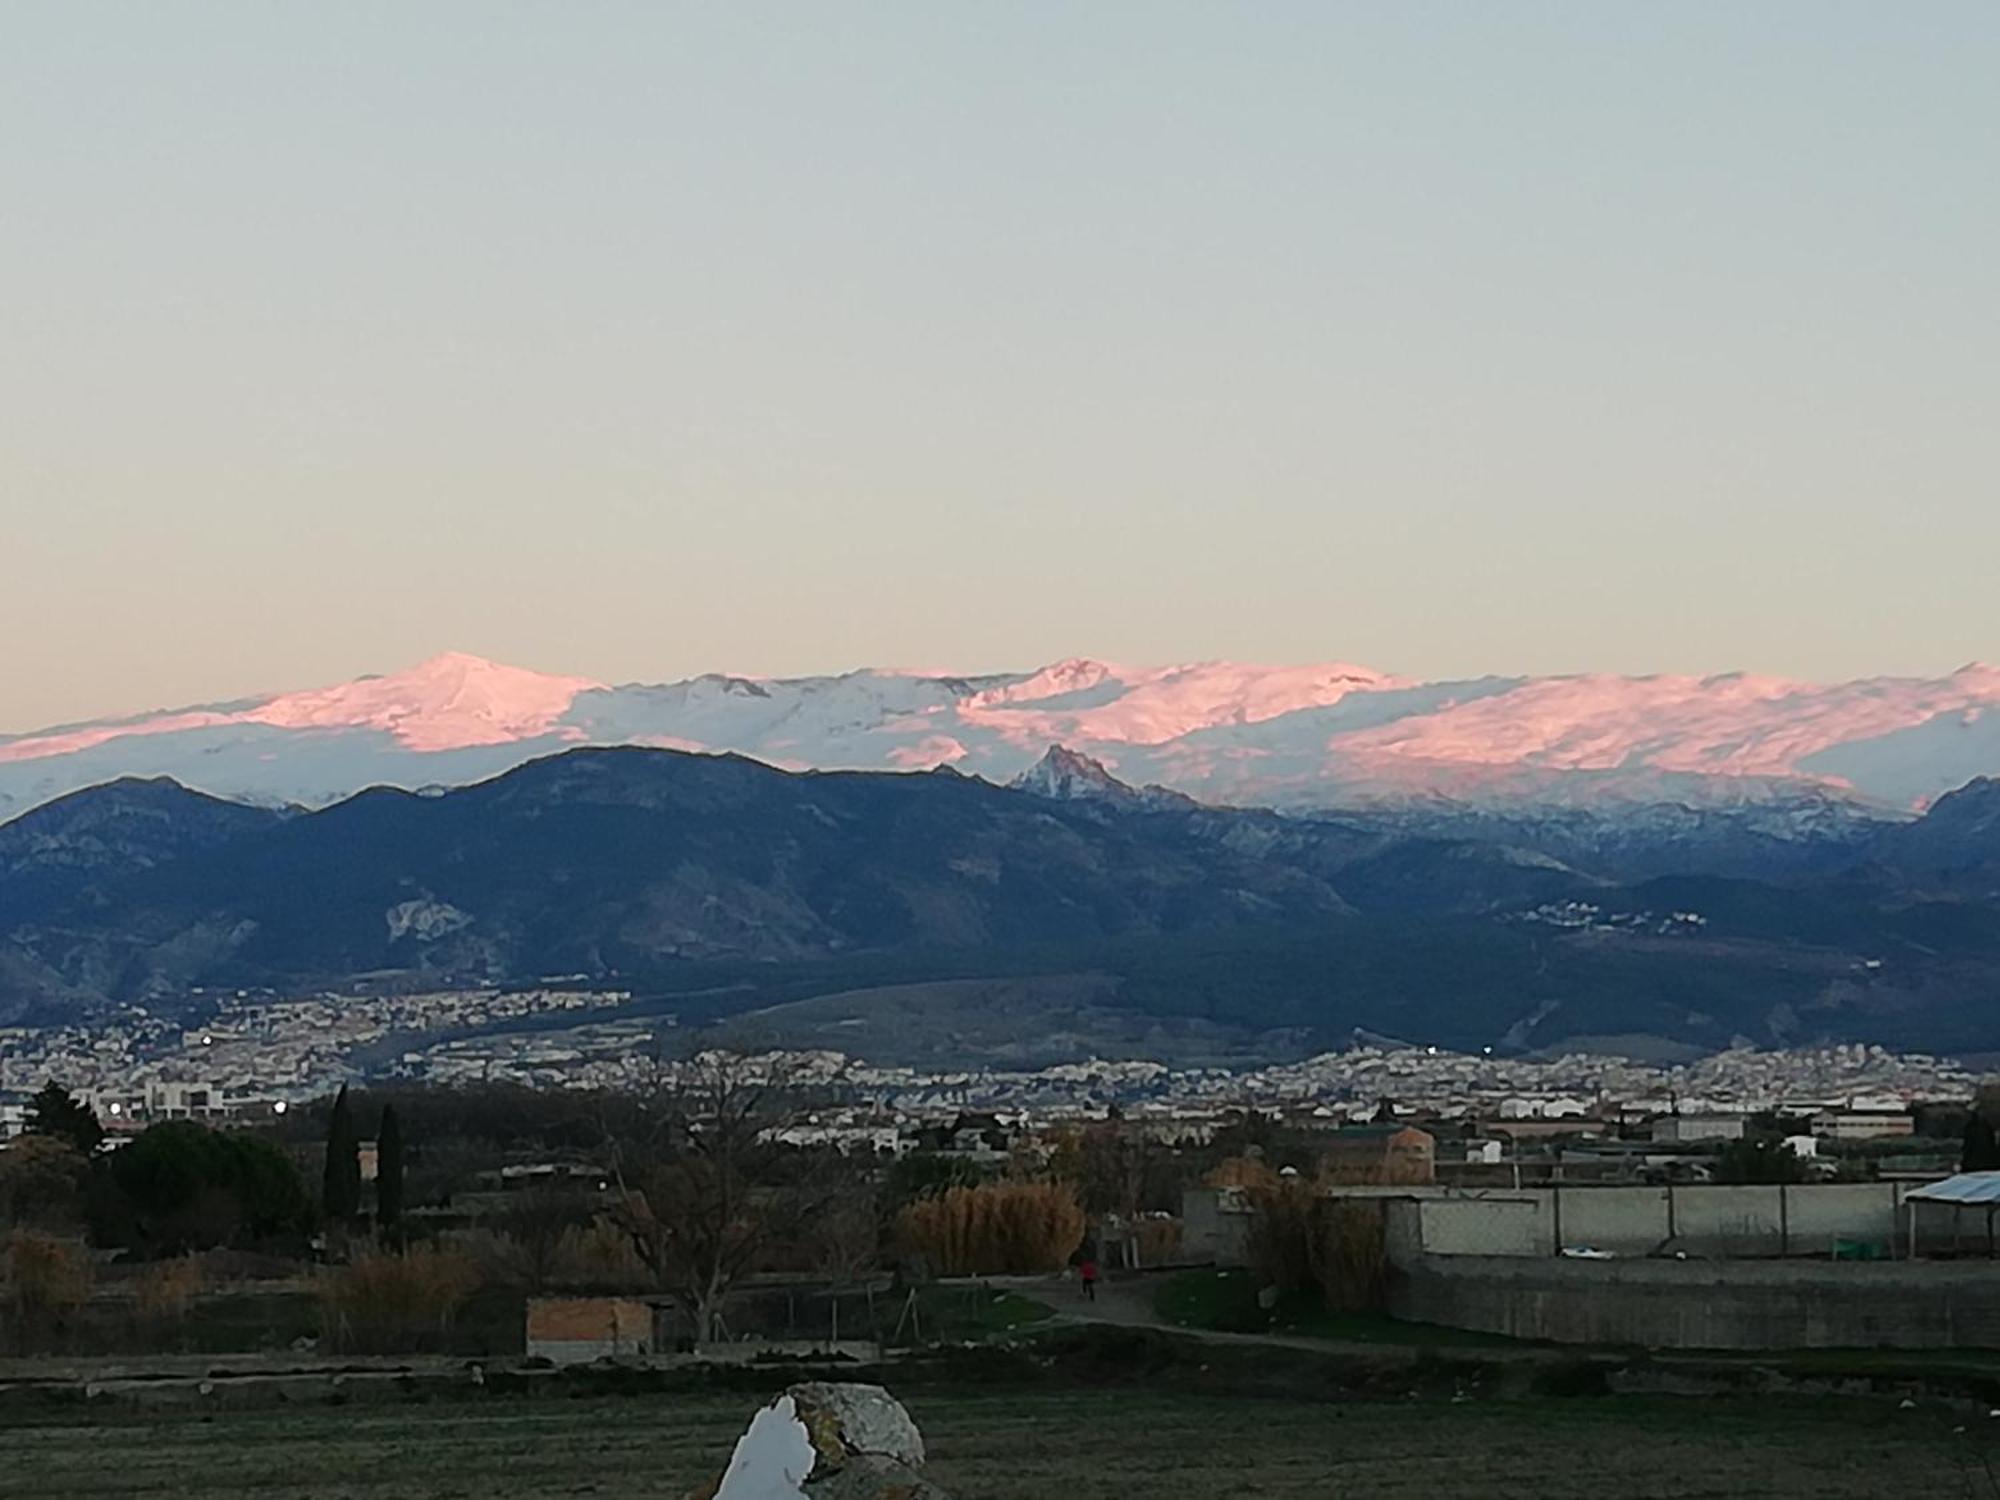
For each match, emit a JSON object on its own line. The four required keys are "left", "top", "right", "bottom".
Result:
{"left": 2, "top": 986, "right": 1984, "bottom": 1161}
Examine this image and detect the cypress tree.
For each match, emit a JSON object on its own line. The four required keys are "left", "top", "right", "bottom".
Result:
{"left": 376, "top": 1104, "right": 405, "bottom": 1233}
{"left": 1965, "top": 1112, "right": 2000, "bottom": 1172}
{"left": 322, "top": 1085, "right": 361, "bottom": 1220}
{"left": 25, "top": 1080, "right": 105, "bottom": 1154}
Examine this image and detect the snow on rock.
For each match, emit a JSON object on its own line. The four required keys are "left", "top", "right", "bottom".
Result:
{"left": 1010, "top": 744, "right": 1132, "bottom": 800}
{"left": 694, "top": 1384, "right": 945, "bottom": 1500}
{"left": 710, "top": 1395, "right": 816, "bottom": 1499}
{"left": 1009, "top": 745, "right": 1196, "bottom": 809}
{"left": 384, "top": 898, "right": 473, "bottom": 943}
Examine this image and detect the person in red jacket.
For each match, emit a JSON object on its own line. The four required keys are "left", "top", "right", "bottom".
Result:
{"left": 1078, "top": 1254, "right": 1099, "bottom": 1302}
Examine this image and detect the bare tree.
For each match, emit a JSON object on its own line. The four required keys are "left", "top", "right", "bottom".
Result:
{"left": 0, "top": 1136, "right": 90, "bottom": 1232}
{"left": 603, "top": 1047, "right": 840, "bottom": 1346}
{"left": 806, "top": 1158, "right": 882, "bottom": 1344}
{"left": 495, "top": 1184, "right": 594, "bottom": 1291}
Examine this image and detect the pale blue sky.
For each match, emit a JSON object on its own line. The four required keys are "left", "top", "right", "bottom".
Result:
{"left": 4, "top": 3, "right": 1996, "bottom": 730}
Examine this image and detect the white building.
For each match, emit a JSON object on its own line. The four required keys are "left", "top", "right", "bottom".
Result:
{"left": 1651, "top": 1114, "right": 1747, "bottom": 1143}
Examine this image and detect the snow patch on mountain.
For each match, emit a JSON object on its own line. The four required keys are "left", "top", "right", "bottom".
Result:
{"left": 0, "top": 653, "right": 600, "bottom": 766}
{"left": 960, "top": 658, "right": 1404, "bottom": 746}
{"left": 1008, "top": 745, "right": 1194, "bottom": 809}
{"left": 7, "top": 652, "right": 2000, "bottom": 823}
{"left": 249, "top": 651, "right": 601, "bottom": 750}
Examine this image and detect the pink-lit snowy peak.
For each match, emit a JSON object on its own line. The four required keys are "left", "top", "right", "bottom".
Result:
{"left": 957, "top": 658, "right": 1404, "bottom": 745}
{"left": 0, "top": 653, "right": 603, "bottom": 763}
{"left": 6, "top": 652, "right": 2000, "bottom": 810}
{"left": 1330, "top": 665, "right": 2000, "bottom": 780}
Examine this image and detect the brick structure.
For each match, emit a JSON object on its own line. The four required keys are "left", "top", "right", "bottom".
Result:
{"left": 525, "top": 1296, "right": 654, "bottom": 1365}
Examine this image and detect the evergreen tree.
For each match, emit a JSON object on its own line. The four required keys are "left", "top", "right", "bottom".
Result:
{"left": 322, "top": 1085, "right": 361, "bottom": 1220}
{"left": 1963, "top": 1112, "right": 2000, "bottom": 1172}
{"left": 104, "top": 1121, "right": 310, "bottom": 1253}
{"left": 24, "top": 1081, "right": 104, "bottom": 1155}
{"left": 1714, "top": 1135, "right": 1810, "bottom": 1185}
{"left": 376, "top": 1104, "right": 405, "bottom": 1232}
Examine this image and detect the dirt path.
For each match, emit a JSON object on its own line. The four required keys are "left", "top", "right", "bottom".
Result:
{"left": 997, "top": 1268, "right": 1615, "bottom": 1369}
{"left": 993, "top": 1270, "right": 1446, "bottom": 1357}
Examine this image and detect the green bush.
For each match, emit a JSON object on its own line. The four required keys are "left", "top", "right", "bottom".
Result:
{"left": 98, "top": 1122, "right": 310, "bottom": 1254}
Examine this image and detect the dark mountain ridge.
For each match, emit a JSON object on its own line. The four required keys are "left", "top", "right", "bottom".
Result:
{"left": 1867, "top": 777, "right": 2000, "bottom": 898}
{"left": 0, "top": 748, "right": 1375, "bottom": 1013}
{"left": 0, "top": 776, "right": 290, "bottom": 922}
{"left": 3, "top": 748, "right": 1998, "bottom": 1057}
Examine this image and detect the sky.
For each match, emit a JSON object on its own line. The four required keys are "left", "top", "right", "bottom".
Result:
{"left": 4, "top": 3, "right": 1997, "bottom": 732}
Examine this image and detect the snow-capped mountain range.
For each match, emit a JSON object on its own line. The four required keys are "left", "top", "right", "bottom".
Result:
{"left": 5, "top": 651, "right": 2000, "bottom": 822}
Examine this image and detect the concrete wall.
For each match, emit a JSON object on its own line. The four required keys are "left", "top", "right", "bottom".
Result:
{"left": 1197, "top": 1182, "right": 1914, "bottom": 1266}
{"left": 1390, "top": 1255, "right": 2000, "bottom": 1350}
{"left": 1410, "top": 1197, "right": 1545, "bottom": 1257}
{"left": 1555, "top": 1186, "right": 1669, "bottom": 1255}
{"left": 1394, "top": 1183, "right": 1910, "bottom": 1260}
{"left": 1780, "top": 1184, "right": 1905, "bottom": 1252}
{"left": 1181, "top": 1187, "right": 1252, "bottom": 1265}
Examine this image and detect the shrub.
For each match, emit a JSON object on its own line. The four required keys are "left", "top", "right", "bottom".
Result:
{"left": 1244, "top": 1183, "right": 1389, "bottom": 1314}
{"left": 318, "top": 1246, "right": 481, "bottom": 1353}
{"left": 0, "top": 1136, "right": 91, "bottom": 1231}
{"left": 1316, "top": 1200, "right": 1389, "bottom": 1313}
{"left": 1204, "top": 1156, "right": 1279, "bottom": 1191}
{"left": 1244, "top": 1178, "right": 1320, "bottom": 1295}
{"left": 555, "top": 1219, "right": 651, "bottom": 1290}
{"left": 1, "top": 1230, "right": 92, "bottom": 1346}
{"left": 133, "top": 1254, "right": 207, "bottom": 1329}
{"left": 1132, "top": 1216, "right": 1184, "bottom": 1268}
{"left": 895, "top": 1181, "right": 1085, "bottom": 1277}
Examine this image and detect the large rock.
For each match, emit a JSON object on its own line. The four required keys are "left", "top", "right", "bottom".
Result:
{"left": 690, "top": 1382, "right": 950, "bottom": 1499}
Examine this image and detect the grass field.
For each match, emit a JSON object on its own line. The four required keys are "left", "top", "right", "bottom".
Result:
{"left": 10, "top": 1387, "right": 2000, "bottom": 1498}
{"left": 1153, "top": 1267, "right": 1520, "bottom": 1347}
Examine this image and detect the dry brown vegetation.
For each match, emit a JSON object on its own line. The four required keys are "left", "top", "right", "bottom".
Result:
{"left": 0, "top": 1136, "right": 92, "bottom": 1232}
{"left": 132, "top": 1254, "right": 207, "bottom": 1328}
{"left": 318, "top": 1246, "right": 481, "bottom": 1353}
{"left": 1245, "top": 1179, "right": 1389, "bottom": 1313}
{"left": 896, "top": 1181, "right": 1085, "bottom": 1276}
{"left": 1, "top": 1230, "right": 93, "bottom": 1344}
{"left": 1131, "top": 1216, "right": 1184, "bottom": 1267}
{"left": 1203, "top": 1154, "right": 1279, "bottom": 1191}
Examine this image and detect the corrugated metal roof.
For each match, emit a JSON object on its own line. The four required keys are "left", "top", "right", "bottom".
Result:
{"left": 1905, "top": 1171, "right": 2000, "bottom": 1205}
